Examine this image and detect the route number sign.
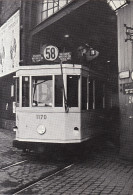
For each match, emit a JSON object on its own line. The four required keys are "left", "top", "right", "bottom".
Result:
{"left": 43, "top": 45, "right": 59, "bottom": 61}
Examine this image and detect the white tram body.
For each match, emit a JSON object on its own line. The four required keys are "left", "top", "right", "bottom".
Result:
{"left": 13, "top": 64, "right": 106, "bottom": 150}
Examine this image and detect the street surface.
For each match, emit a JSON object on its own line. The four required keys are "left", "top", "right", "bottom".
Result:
{"left": 0, "top": 128, "right": 133, "bottom": 194}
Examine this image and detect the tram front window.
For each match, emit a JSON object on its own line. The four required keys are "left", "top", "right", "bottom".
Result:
{"left": 22, "top": 76, "right": 30, "bottom": 107}
{"left": 15, "top": 77, "right": 19, "bottom": 107}
{"left": 82, "top": 77, "right": 87, "bottom": 110}
{"left": 32, "top": 76, "right": 53, "bottom": 107}
{"left": 67, "top": 75, "right": 79, "bottom": 107}
{"left": 55, "top": 75, "right": 63, "bottom": 107}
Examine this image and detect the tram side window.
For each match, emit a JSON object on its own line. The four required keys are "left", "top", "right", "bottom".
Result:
{"left": 32, "top": 76, "right": 53, "bottom": 107}
{"left": 67, "top": 75, "right": 79, "bottom": 107}
{"left": 15, "top": 78, "right": 19, "bottom": 107}
{"left": 95, "top": 81, "right": 104, "bottom": 109}
{"left": 22, "top": 77, "right": 29, "bottom": 107}
{"left": 82, "top": 77, "right": 87, "bottom": 110}
{"left": 55, "top": 75, "right": 63, "bottom": 107}
{"left": 89, "top": 79, "right": 94, "bottom": 109}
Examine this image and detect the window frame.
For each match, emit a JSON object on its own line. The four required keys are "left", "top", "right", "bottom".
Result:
{"left": 107, "top": 0, "right": 127, "bottom": 11}
{"left": 81, "top": 76, "right": 88, "bottom": 110}
{"left": 81, "top": 74, "right": 106, "bottom": 111}
{"left": 39, "top": 0, "right": 73, "bottom": 23}
{"left": 21, "top": 76, "right": 30, "bottom": 108}
{"left": 66, "top": 74, "right": 80, "bottom": 108}
{"left": 18, "top": 73, "right": 81, "bottom": 111}
{"left": 15, "top": 77, "right": 20, "bottom": 107}
{"left": 54, "top": 74, "right": 64, "bottom": 108}
{"left": 31, "top": 75, "right": 54, "bottom": 108}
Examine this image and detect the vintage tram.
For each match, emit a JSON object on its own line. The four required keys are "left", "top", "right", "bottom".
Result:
{"left": 13, "top": 62, "right": 111, "bottom": 152}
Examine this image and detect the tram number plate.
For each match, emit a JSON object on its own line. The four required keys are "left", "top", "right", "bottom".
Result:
{"left": 36, "top": 115, "right": 47, "bottom": 119}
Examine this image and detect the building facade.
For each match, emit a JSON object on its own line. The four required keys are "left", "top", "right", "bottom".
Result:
{"left": 117, "top": 1, "right": 133, "bottom": 160}
{"left": 0, "top": 0, "right": 21, "bottom": 129}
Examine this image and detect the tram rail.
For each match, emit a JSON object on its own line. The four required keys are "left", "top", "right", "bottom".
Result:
{"left": 1, "top": 159, "right": 28, "bottom": 170}
{"left": 12, "top": 163, "right": 74, "bottom": 195}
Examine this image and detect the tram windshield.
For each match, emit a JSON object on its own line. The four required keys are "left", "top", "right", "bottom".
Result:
{"left": 32, "top": 76, "right": 53, "bottom": 107}
{"left": 22, "top": 76, "right": 30, "bottom": 107}
{"left": 20, "top": 74, "right": 80, "bottom": 108}
{"left": 67, "top": 75, "right": 79, "bottom": 107}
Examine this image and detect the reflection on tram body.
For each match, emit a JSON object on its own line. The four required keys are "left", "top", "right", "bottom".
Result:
{"left": 13, "top": 64, "right": 108, "bottom": 152}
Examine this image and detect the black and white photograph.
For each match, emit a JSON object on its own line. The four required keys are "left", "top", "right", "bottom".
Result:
{"left": 0, "top": 0, "right": 133, "bottom": 194}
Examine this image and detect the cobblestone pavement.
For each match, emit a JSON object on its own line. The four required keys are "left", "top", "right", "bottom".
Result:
{"left": 0, "top": 129, "right": 24, "bottom": 168}
{"left": 0, "top": 128, "right": 67, "bottom": 194}
{"left": 15, "top": 144, "right": 133, "bottom": 195}
{"left": 0, "top": 128, "right": 133, "bottom": 195}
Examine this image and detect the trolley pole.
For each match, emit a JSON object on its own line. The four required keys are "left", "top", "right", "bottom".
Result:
{"left": 60, "top": 59, "right": 69, "bottom": 113}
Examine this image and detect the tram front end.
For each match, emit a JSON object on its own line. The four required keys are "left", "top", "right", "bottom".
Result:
{"left": 13, "top": 65, "right": 90, "bottom": 152}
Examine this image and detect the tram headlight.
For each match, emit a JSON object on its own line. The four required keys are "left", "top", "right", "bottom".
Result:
{"left": 37, "top": 125, "right": 46, "bottom": 135}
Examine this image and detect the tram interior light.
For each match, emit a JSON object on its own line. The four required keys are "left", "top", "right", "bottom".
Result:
{"left": 90, "top": 49, "right": 96, "bottom": 56}
{"left": 64, "top": 34, "right": 69, "bottom": 38}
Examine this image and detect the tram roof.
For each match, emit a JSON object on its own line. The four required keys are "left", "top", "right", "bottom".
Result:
{"left": 15, "top": 64, "right": 107, "bottom": 79}
{"left": 16, "top": 64, "right": 88, "bottom": 72}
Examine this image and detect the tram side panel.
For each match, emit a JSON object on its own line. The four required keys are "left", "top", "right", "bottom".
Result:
{"left": 81, "top": 111, "right": 105, "bottom": 140}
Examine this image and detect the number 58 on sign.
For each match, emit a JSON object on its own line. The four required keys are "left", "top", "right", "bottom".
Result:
{"left": 43, "top": 45, "right": 59, "bottom": 61}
